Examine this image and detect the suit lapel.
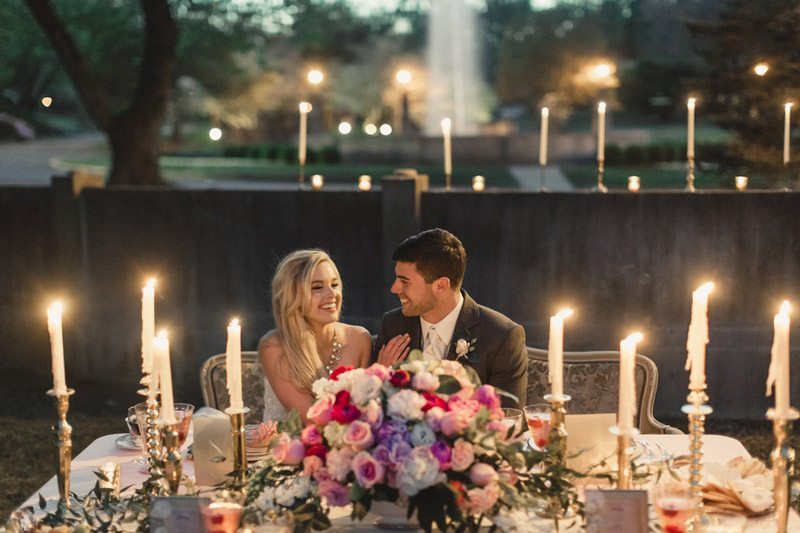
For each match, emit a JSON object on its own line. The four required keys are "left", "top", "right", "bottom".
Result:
{"left": 447, "top": 291, "right": 480, "bottom": 361}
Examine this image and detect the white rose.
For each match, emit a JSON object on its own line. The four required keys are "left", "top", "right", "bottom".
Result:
{"left": 397, "top": 447, "right": 444, "bottom": 496}
{"left": 411, "top": 371, "right": 440, "bottom": 392}
{"left": 351, "top": 374, "right": 383, "bottom": 405}
{"left": 255, "top": 487, "right": 277, "bottom": 511}
{"left": 312, "top": 377, "right": 333, "bottom": 397}
{"left": 323, "top": 422, "right": 346, "bottom": 447}
{"left": 275, "top": 483, "right": 295, "bottom": 507}
{"left": 410, "top": 422, "right": 436, "bottom": 447}
{"left": 326, "top": 447, "right": 355, "bottom": 482}
{"left": 455, "top": 339, "right": 470, "bottom": 357}
{"left": 387, "top": 389, "right": 427, "bottom": 421}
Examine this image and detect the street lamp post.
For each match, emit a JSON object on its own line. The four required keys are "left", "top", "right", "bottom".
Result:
{"left": 306, "top": 69, "right": 325, "bottom": 133}
{"left": 396, "top": 69, "right": 412, "bottom": 135}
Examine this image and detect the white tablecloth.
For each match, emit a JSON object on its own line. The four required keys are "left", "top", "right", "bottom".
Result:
{"left": 19, "top": 434, "right": 800, "bottom": 531}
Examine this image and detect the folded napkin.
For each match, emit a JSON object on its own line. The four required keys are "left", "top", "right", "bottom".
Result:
{"left": 192, "top": 407, "right": 233, "bottom": 486}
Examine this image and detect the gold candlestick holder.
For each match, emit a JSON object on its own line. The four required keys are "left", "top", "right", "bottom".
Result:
{"left": 593, "top": 159, "right": 608, "bottom": 192}
{"left": 767, "top": 407, "right": 799, "bottom": 533}
{"left": 609, "top": 425, "right": 639, "bottom": 489}
{"left": 682, "top": 389, "right": 713, "bottom": 529}
{"left": 445, "top": 172, "right": 452, "bottom": 191}
{"left": 543, "top": 394, "right": 570, "bottom": 465}
{"left": 48, "top": 388, "right": 75, "bottom": 512}
{"left": 138, "top": 374, "right": 163, "bottom": 480}
{"left": 226, "top": 406, "right": 250, "bottom": 484}
{"left": 685, "top": 156, "right": 696, "bottom": 192}
{"left": 160, "top": 421, "right": 182, "bottom": 494}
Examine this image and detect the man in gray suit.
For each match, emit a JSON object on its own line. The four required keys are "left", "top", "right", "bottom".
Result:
{"left": 375, "top": 228, "right": 527, "bottom": 408}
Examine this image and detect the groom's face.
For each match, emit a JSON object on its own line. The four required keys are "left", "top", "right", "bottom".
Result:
{"left": 391, "top": 261, "right": 437, "bottom": 317}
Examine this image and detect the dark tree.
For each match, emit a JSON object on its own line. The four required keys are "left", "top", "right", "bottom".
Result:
{"left": 24, "top": 0, "right": 177, "bottom": 186}
{"left": 688, "top": 0, "right": 800, "bottom": 168}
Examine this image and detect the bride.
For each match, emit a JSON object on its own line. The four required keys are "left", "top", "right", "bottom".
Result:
{"left": 259, "top": 249, "right": 372, "bottom": 421}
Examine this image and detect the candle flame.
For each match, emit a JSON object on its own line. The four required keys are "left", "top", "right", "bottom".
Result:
{"left": 696, "top": 281, "right": 715, "bottom": 296}
{"left": 555, "top": 308, "right": 574, "bottom": 319}
{"left": 48, "top": 301, "right": 64, "bottom": 315}
{"left": 441, "top": 118, "right": 451, "bottom": 132}
{"left": 625, "top": 332, "right": 644, "bottom": 344}
{"left": 299, "top": 102, "right": 312, "bottom": 113}
{"left": 156, "top": 329, "right": 168, "bottom": 339}
{"left": 779, "top": 300, "right": 791, "bottom": 316}
{"left": 688, "top": 97, "right": 696, "bottom": 109}
{"left": 230, "top": 318, "right": 240, "bottom": 327}
{"left": 542, "top": 107, "right": 549, "bottom": 117}
{"left": 598, "top": 102, "right": 606, "bottom": 113}
{"left": 786, "top": 102, "right": 794, "bottom": 111}
{"left": 145, "top": 278, "right": 156, "bottom": 289}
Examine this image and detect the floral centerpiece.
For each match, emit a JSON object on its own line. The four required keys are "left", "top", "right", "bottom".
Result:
{"left": 243, "top": 351, "right": 581, "bottom": 532}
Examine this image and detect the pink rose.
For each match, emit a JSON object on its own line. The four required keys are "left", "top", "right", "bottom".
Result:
{"left": 361, "top": 399, "right": 384, "bottom": 427}
{"left": 469, "top": 463, "right": 499, "bottom": 487}
{"left": 307, "top": 396, "right": 333, "bottom": 425}
{"left": 450, "top": 439, "right": 474, "bottom": 472}
{"left": 474, "top": 385, "right": 501, "bottom": 411}
{"left": 303, "top": 455, "right": 323, "bottom": 477}
{"left": 412, "top": 371, "right": 440, "bottom": 392}
{"left": 467, "top": 483, "right": 500, "bottom": 514}
{"left": 352, "top": 451, "right": 385, "bottom": 488}
{"left": 271, "top": 434, "right": 305, "bottom": 465}
{"left": 326, "top": 447, "right": 355, "bottom": 482}
{"left": 499, "top": 466, "right": 518, "bottom": 485}
{"left": 342, "top": 420, "right": 374, "bottom": 450}
{"left": 318, "top": 480, "right": 350, "bottom": 507}
{"left": 440, "top": 409, "right": 471, "bottom": 436}
{"left": 424, "top": 406, "right": 445, "bottom": 431}
{"left": 365, "top": 363, "right": 390, "bottom": 381}
{"left": 301, "top": 425, "right": 323, "bottom": 446}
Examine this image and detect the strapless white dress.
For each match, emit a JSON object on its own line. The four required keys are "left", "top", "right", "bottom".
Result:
{"left": 262, "top": 378, "right": 288, "bottom": 422}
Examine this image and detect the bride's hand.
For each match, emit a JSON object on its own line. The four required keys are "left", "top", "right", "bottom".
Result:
{"left": 377, "top": 334, "right": 410, "bottom": 367}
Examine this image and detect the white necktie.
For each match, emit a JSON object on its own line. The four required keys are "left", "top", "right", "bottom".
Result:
{"left": 426, "top": 327, "right": 445, "bottom": 360}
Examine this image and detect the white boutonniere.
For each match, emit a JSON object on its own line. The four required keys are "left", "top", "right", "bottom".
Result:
{"left": 454, "top": 331, "right": 478, "bottom": 363}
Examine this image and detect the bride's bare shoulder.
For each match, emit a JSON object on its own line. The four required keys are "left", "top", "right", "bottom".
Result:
{"left": 258, "top": 330, "right": 284, "bottom": 362}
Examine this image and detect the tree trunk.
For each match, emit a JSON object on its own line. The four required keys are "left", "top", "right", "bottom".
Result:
{"left": 107, "top": 117, "right": 163, "bottom": 186}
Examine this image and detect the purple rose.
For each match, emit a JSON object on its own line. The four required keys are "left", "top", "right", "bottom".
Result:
{"left": 352, "top": 451, "right": 385, "bottom": 488}
{"left": 430, "top": 439, "right": 452, "bottom": 470}
{"left": 376, "top": 420, "right": 410, "bottom": 446}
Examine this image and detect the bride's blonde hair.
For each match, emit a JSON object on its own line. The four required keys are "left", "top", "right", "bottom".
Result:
{"left": 271, "top": 249, "right": 341, "bottom": 391}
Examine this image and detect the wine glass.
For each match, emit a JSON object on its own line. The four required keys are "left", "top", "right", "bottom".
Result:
{"left": 523, "top": 403, "right": 551, "bottom": 450}
{"left": 201, "top": 501, "right": 243, "bottom": 533}
{"left": 501, "top": 407, "right": 524, "bottom": 437}
{"left": 652, "top": 482, "right": 694, "bottom": 533}
{"left": 125, "top": 404, "right": 144, "bottom": 448}
{"left": 172, "top": 403, "right": 195, "bottom": 448}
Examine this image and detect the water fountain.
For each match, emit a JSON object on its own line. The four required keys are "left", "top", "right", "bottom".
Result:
{"left": 425, "top": 0, "right": 487, "bottom": 136}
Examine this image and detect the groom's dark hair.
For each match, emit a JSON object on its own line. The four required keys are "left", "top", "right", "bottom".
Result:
{"left": 393, "top": 228, "right": 466, "bottom": 290}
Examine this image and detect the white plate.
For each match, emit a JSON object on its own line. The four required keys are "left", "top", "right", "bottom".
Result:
{"left": 115, "top": 434, "right": 141, "bottom": 451}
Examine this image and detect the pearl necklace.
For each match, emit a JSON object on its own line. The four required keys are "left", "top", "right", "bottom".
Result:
{"left": 322, "top": 332, "right": 344, "bottom": 376}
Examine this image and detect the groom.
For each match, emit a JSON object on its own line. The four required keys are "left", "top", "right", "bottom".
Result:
{"left": 374, "top": 228, "right": 527, "bottom": 408}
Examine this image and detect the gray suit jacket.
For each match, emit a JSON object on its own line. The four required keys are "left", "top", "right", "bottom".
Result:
{"left": 374, "top": 291, "right": 527, "bottom": 408}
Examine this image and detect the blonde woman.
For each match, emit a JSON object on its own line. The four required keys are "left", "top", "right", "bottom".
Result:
{"left": 259, "top": 249, "right": 372, "bottom": 421}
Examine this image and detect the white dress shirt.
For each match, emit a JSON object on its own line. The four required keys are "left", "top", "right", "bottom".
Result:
{"left": 420, "top": 292, "right": 464, "bottom": 359}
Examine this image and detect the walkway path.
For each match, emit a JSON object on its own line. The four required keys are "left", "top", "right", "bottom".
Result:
{"left": 509, "top": 165, "right": 574, "bottom": 191}
{"left": 0, "top": 132, "right": 106, "bottom": 186}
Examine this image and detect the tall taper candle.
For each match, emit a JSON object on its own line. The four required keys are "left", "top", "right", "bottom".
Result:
{"left": 687, "top": 98, "right": 696, "bottom": 159}
{"left": 784, "top": 103, "right": 792, "bottom": 165}
{"left": 767, "top": 301, "right": 792, "bottom": 416}
{"left": 141, "top": 278, "right": 156, "bottom": 374}
{"left": 226, "top": 318, "right": 243, "bottom": 410}
{"left": 685, "top": 281, "right": 714, "bottom": 390}
{"left": 441, "top": 118, "right": 452, "bottom": 178}
{"left": 547, "top": 308, "right": 574, "bottom": 397}
{"left": 539, "top": 107, "right": 549, "bottom": 166}
{"left": 154, "top": 331, "right": 177, "bottom": 424}
{"left": 298, "top": 102, "right": 312, "bottom": 166}
{"left": 619, "top": 332, "right": 643, "bottom": 432}
{"left": 597, "top": 102, "right": 606, "bottom": 161}
{"left": 47, "top": 301, "right": 67, "bottom": 395}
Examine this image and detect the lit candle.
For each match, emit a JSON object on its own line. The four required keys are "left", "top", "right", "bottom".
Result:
{"left": 226, "top": 318, "right": 243, "bottom": 411}
{"left": 735, "top": 175, "right": 748, "bottom": 191}
{"left": 47, "top": 301, "right": 67, "bottom": 395}
{"left": 358, "top": 175, "right": 372, "bottom": 191}
{"left": 441, "top": 118, "right": 452, "bottom": 177}
{"left": 597, "top": 102, "right": 606, "bottom": 161}
{"left": 687, "top": 98, "right": 696, "bottom": 159}
{"left": 685, "top": 281, "right": 714, "bottom": 390}
{"left": 628, "top": 175, "right": 641, "bottom": 192}
{"left": 540, "top": 107, "right": 549, "bottom": 166}
{"left": 472, "top": 175, "right": 485, "bottom": 192}
{"left": 298, "top": 102, "right": 312, "bottom": 166}
{"left": 619, "top": 332, "right": 643, "bottom": 432}
{"left": 784, "top": 103, "right": 792, "bottom": 165}
{"left": 310, "top": 174, "right": 324, "bottom": 190}
{"left": 548, "top": 308, "right": 574, "bottom": 397}
{"left": 154, "top": 330, "right": 176, "bottom": 424}
{"left": 141, "top": 278, "right": 156, "bottom": 374}
{"left": 767, "top": 301, "right": 791, "bottom": 416}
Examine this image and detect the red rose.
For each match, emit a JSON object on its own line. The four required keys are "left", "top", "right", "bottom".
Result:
{"left": 332, "top": 404, "right": 361, "bottom": 424}
{"left": 304, "top": 443, "right": 328, "bottom": 460}
{"left": 421, "top": 391, "right": 449, "bottom": 412}
{"left": 389, "top": 369, "right": 411, "bottom": 388}
{"left": 329, "top": 365, "right": 354, "bottom": 381}
{"left": 334, "top": 390, "right": 351, "bottom": 407}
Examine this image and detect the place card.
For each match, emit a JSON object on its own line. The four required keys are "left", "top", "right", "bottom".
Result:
{"left": 584, "top": 489, "right": 648, "bottom": 533}
{"left": 150, "top": 496, "right": 211, "bottom": 532}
